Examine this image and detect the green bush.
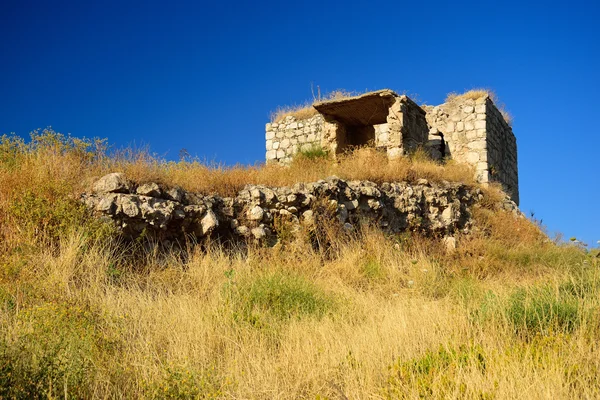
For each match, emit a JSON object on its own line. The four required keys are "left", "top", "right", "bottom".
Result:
{"left": 0, "top": 302, "right": 116, "bottom": 399}
{"left": 296, "top": 144, "right": 329, "bottom": 160}
{"left": 506, "top": 287, "right": 580, "bottom": 337}
{"left": 144, "top": 364, "right": 227, "bottom": 399}
{"left": 229, "top": 272, "right": 335, "bottom": 325}
{"left": 384, "top": 344, "right": 487, "bottom": 399}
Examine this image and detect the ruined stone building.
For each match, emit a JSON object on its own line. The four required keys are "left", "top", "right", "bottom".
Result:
{"left": 265, "top": 89, "right": 519, "bottom": 204}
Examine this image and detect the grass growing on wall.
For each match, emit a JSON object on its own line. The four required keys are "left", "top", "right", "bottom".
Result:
{"left": 0, "top": 129, "right": 598, "bottom": 398}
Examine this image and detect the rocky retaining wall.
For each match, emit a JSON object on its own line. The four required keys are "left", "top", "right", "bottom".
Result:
{"left": 82, "top": 173, "right": 519, "bottom": 245}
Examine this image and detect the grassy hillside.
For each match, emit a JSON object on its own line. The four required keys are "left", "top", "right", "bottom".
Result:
{"left": 0, "top": 129, "right": 598, "bottom": 399}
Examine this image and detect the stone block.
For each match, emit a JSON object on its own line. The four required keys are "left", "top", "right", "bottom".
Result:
{"left": 475, "top": 120, "right": 486, "bottom": 129}
{"left": 466, "top": 152, "right": 480, "bottom": 163}
{"left": 468, "top": 140, "right": 486, "bottom": 150}
{"left": 273, "top": 141, "right": 280, "bottom": 150}
{"left": 266, "top": 131, "right": 275, "bottom": 140}
{"left": 463, "top": 105, "right": 474, "bottom": 113}
{"left": 475, "top": 104, "right": 486, "bottom": 113}
{"left": 465, "top": 130, "right": 477, "bottom": 140}
{"left": 266, "top": 140, "right": 273, "bottom": 150}
{"left": 266, "top": 150, "right": 277, "bottom": 160}
{"left": 456, "top": 121, "right": 464, "bottom": 131}
{"left": 446, "top": 122, "right": 455, "bottom": 133}
{"left": 276, "top": 150, "right": 285, "bottom": 158}
{"left": 477, "top": 113, "right": 486, "bottom": 120}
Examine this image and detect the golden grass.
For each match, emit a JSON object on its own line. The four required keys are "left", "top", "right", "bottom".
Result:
{"left": 1, "top": 131, "right": 598, "bottom": 398}
{"left": 270, "top": 89, "right": 361, "bottom": 123}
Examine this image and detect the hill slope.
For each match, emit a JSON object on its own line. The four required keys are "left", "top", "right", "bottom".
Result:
{"left": 0, "top": 130, "right": 598, "bottom": 399}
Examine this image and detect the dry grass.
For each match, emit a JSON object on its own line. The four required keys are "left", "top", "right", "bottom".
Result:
{"left": 446, "top": 88, "right": 513, "bottom": 126}
{"left": 1, "top": 130, "right": 598, "bottom": 398}
{"left": 270, "top": 89, "right": 361, "bottom": 123}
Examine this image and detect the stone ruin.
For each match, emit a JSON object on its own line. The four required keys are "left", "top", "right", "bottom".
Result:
{"left": 265, "top": 89, "right": 519, "bottom": 204}
{"left": 83, "top": 172, "right": 519, "bottom": 246}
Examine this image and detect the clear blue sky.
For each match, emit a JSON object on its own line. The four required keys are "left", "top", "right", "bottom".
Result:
{"left": 1, "top": 0, "right": 598, "bottom": 248}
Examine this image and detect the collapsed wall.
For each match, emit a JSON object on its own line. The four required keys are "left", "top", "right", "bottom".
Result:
{"left": 82, "top": 173, "right": 519, "bottom": 245}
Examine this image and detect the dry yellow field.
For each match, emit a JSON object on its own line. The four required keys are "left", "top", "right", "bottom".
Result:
{"left": 0, "top": 130, "right": 598, "bottom": 399}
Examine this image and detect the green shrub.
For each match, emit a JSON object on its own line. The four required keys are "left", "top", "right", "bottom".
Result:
{"left": 230, "top": 272, "right": 335, "bottom": 325}
{"left": 296, "top": 144, "right": 329, "bottom": 160}
{"left": 360, "top": 258, "right": 386, "bottom": 281}
{"left": 0, "top": 302, "right": 116, "bottom": 399}
{"left": 384, "top": 344, "right": 487, "bottom": 399}
{"left": 144, "top": 364, "right": 228, "bottom": 399}
{"left": 506, "top": 287, "right": 580, "bottom": 337}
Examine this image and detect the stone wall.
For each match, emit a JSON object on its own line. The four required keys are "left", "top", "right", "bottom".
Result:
{"left": 485, "top": 98, "right": 519, "bottom": 204}
{"left": 82, "top": 173, "right": 520, "bottom": 245}
{"left": 265, "top": 114, "right": 324, "bottom": 164}
{"left": 423, "top": 96, "right": 519, "bottom": 204}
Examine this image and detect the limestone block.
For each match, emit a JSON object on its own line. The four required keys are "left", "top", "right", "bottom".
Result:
{"left": 276, "top": 150, "right": 285, "bottom": 158}
{"left": 281, "top": 139, "right": 291, "bottom": 149}
{"left": 276, "top": 131, "right": 284, "bottom": 139}
{"left": 446, "top": 122, "right": 455, "bottom": 133}
{"left": 266, "top": 123, "right": 273, "bottom": 131}
{"left": 476, "top": 162, "right": 488, "bottom": 171}
{"left": 463, "top": 105, "right": 474, "bottom": 113}
{"left": 307, "top": 133, "right": 316, "bottom": 142}
{"left": 466, "top": 131, "right": 477, "bottom": 140}
{"left": 457, "top": 122, "right": 464, "bottom": 131}
{"left": 273, "top": 141, "right": 280, "bottom": 150}
{"left": 477, "top": 113, "right": 486, "bottom": 120}
{"left": 475, "top": 120, "right": 486, "bottom": 129}
{"left": 266, "top": 131, "right": 275, "bottom": 140}
{"left": 476, "top": 129, "right": 486, "bottom": 138}
{"left": 465, "top": 121, "right": 474, "bottom": 131}
{"left": 266, "top": 150, "right": 277, "bottom": 160}
{"left": 468, "top": 140, "right": 486, "bottom": 150}
{"left": 272, "top": 123, "right": 279, "bottom": 128}
{"left": 466, "top": 152, "right": 480, "bottom": 163}
{"left": 93, "top": 173, "right": 130, "bottom": 194}
{"left": 289, "top": 122, "right": 298, "bottom": 129}
{"left": 266, "top": 140, "right": 273, "bottom": 150}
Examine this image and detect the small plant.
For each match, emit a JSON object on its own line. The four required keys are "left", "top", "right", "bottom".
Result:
{"left": 384, "top": 344, "right": 487, "bottom": 399}
{"left": 230, "top": 271, "right": 335, "bottom": 325}
{"left": 296, "top": 144, "right": 329, "bottom": 161}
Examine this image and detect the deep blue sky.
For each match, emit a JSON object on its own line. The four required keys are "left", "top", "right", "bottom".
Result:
{"left": 1, "top": 0, "right": 598, "bottom": 247}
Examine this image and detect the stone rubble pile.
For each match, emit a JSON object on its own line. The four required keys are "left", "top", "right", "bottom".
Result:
{"left": 82, "top": 172, "right": 519, "bottom": 243}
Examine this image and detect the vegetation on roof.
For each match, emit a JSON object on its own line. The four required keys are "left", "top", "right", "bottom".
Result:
{"left": 446, "top": 88, "right": 513, "bottom": 126}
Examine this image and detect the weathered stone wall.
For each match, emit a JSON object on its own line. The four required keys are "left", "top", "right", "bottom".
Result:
{"left": 423, "top": 96, "right": 518, "bottom": 204}
{"left": 83, "top": 173, "right": 522, "bottom": 245}
{"left": 398, "top": 96, "right": 430, "bottom": 155}
{"left": 266, "top": 114, "right": 324, "bottom": 164}
{"left": 485, "top": 98, "right": 519, "bottom": 204}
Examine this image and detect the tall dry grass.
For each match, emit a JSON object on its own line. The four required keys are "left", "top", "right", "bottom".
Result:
{"left": 1, "top": 129, "right": 598, "bottom": 398}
